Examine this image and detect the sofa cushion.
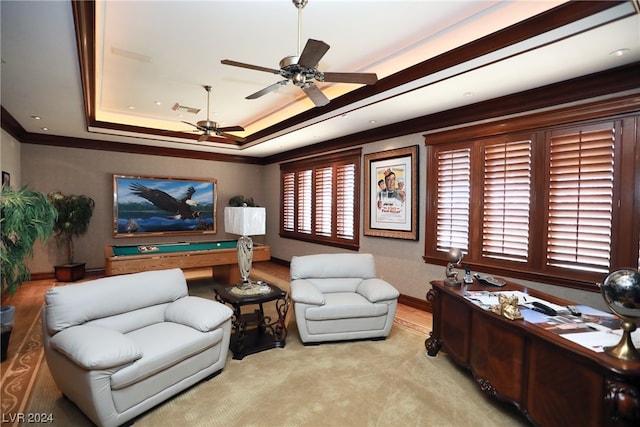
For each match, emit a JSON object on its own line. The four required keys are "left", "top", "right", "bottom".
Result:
{"left": 45, "top": 269, "right": 188, "bottom": 334}
{"left": 291, "top": 280, "right": 325, "bottom": 305}
{"left": 357, "top": 278, "right": 400, "bottom": 303}
{"left": 291, "top": 253, "right": 376, "bottom": 280}
{"left": 51, "top": 325, "right": 142, "bottom": 369}
{"left": 165, "top": 296, "right": 233, "bottom": 332}
{"left": 303, "top": 293, "right": 389, "bottom": 320}
{"left": 110, "top": 322, "right": 223, "bottom": 390}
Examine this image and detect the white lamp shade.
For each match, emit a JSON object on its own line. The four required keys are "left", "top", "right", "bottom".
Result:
{"left": 224, "top": 207, "right": 266, "bottom": 236}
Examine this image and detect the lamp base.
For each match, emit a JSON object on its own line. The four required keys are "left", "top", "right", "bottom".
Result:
{"left": 604, "top": 320, "right": 640, "bottom": 361}
{"left": 237, "top": 235, "right": 254, "bottom": 283}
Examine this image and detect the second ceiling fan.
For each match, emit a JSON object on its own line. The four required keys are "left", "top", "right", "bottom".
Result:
{"left": 221, "top": 0, "right": 378, "bottom": 107}
{"left": 181, "top": 85, "right": 245, "bottom": 142}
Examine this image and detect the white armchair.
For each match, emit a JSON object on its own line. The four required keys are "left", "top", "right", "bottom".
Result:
{"left": 290, "top": 253, "right": 399, "bottom": 344}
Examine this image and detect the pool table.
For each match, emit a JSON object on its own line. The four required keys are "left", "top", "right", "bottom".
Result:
{"left": 104, "top": 240, "right": 271, "bottom": 284}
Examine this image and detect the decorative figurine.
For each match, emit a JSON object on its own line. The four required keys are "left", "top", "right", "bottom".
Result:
{"left": 491, "top": 294, "right": 523, "bottom": 320}
{"left": 444, "top": 248, "right": 463, "bottom": 286}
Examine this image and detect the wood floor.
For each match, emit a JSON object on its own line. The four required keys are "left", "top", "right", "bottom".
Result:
{"left": 1, "top": 261, "right": 432, "bottom": 373}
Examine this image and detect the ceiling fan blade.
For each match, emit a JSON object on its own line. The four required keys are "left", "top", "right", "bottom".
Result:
{"left": 221, "top": 59, "right": 280, "bottom": 74}
{"left": 298, "top": 39, "right": 330, "bottom": 68}
{"left": 219, "top": 132, "right": 246, "bottom": 143}
{"left": 246, "top": 80, "right": 289, "bottom": 99}
{"left": 181, "top": 120, "right": 206, "bottom": 131}
{"left": 302, "top": 83, "right": 330, "bottom": 107}
{"left": 217, "top": 125, "right": 244, "bottom": 132}
{"left": 321, "top": 72, "right": 378, "bottom": 85}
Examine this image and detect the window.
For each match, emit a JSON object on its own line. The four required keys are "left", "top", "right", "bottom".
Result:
{"left": 482, "top": 140, "right": 532, "bottom": 262}
{"left": 425, "top": 119, "right": 634, "bottom": 290}
{"left": 545, "top": 125, "right": 615, "bottom": 273}
{"left": 435, "top": 147, "right": 471, "bottom": 253}
{"left": 280, "top": 148, "right": 361, "bottom": 250}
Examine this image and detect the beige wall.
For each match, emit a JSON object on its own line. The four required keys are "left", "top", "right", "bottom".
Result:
{"left": 15, "top": 135, "right": 608, "bottom": 311}
{"left": 1, "top": 129, "right": 21, "bottom": 187}
{"left": 20, "top": 144, "right": 265, "bottom": 274}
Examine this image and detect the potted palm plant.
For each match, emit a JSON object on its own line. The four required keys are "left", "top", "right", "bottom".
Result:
{"left": 1, "top": 185, "right": 58, "bottom": 360}
{"left": 47, "top": 192, "right": 95, "bottom": 282}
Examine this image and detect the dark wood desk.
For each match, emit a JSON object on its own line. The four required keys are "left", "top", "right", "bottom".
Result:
{"left": 425, "top": 279, "right": 640, "bottom": 427}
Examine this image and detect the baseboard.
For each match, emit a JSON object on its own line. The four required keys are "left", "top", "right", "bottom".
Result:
{"left": 398, "top": 294, "right": 432, "bottom": 313}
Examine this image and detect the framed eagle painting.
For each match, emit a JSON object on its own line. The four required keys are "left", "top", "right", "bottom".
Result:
{"left": 113, "top": 175, "right": 217, "bottom": 237}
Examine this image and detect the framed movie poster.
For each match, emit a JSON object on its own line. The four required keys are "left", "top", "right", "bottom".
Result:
{"left": 113, "top": 174, "right": 217, "bottom": 237}
{"left": 364, "top": 145, "right": 418, "bottom": 240}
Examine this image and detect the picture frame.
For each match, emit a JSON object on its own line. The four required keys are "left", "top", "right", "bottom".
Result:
{"left": 364, "top": 145, "right": 418, "bottom": 240}
{"left": 113, "top": 174, "right": 217, "bottom": 238}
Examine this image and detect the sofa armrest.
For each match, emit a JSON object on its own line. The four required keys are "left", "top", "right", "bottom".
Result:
{"left": 291, "top": 280, "right": 325, "bottom": 305}
{"left": 165, "top": 296, "right": 233, "bottom": 332}
{"left": 50, "top": 325, "right": 142, "bottom": 370}
{"left": 357, "top": 278, "right": 400, "bottom": 303}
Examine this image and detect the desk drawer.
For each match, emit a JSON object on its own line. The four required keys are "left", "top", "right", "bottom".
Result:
{"left": 470, "top": 311, "right": 526, "bottom": 403}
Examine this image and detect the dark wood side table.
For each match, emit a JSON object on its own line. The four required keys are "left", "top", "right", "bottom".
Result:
{"left": 425, "top": 279, "right": 640, "bottom": 427}
{"left": 213, "top": 282, "right": 289, "bottom": 360}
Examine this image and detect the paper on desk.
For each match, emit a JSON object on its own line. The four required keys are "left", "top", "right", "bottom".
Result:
{"left": 563, "top": 328, "right": 640, "bottom": 353}
{"left": 520, "top": 308, "right": 549, "bottom": 323}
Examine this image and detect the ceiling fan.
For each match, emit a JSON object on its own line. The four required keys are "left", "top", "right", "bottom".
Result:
{"left": 221, "top": 0, "right": 378, "bottom": 107}
{"left": 181, "top": 85, "right": 245, "bottom": 142}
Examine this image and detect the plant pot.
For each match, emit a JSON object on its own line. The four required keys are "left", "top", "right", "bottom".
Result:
{"left": 1, "top": 326, "right": 12, "bottom": 362}
{"left": 1, "top": 306, "right": 15, "bottom": 362}
{"left": 54, "top": 263, "right": 86, "bottom": 282}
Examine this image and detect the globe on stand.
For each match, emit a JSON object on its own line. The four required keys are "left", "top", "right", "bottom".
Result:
{"left": 444, "top": 248, "right": 463, "bottom": 287}
{"left": 599, "top": 269, "right": 640, "bottom": 361}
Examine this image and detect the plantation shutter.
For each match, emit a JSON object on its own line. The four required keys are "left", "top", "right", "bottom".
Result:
{"left": 280, "top": 149, "right": 360, "bottom": 249}
{"left": 482, "top": 140, "right": 532, "bottom": 262}
{"left": 436, "top": 147, "right": 471, "bottom": 252}
{"left": 546, "top": 124, "right": 615, "bottom": 273}
{"left": 297, "top": 170, "right": 312, "bottom": 234}
{"left": 315, "top": 166, "right": 333, "bottom": 237}
{"left": 282, "top": 172, "right": 295, "bottom": 232}
{"left": 336, "top": 163, "right": 356, "bottom": 240}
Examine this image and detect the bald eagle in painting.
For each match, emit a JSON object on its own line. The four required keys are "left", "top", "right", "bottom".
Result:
{"left": 129, "top": 183, "right": 200, "bottom": 219}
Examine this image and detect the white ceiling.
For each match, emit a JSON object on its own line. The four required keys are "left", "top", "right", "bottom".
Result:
{"left": 1, "top": 0, "right": 639, "bottom": 159}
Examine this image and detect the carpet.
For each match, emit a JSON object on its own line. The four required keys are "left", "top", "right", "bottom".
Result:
{"left": 7, "top": 269, "right": 530, "bottom": 427}
{"left": 0, "top": 311, "right": 45, "bottom": 419}
{"left": 21, "top": 321, "right": 528, "bottom": 426}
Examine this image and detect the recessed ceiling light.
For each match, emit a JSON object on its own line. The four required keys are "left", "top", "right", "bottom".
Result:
{"left": 341, "top": 114, "right": 348, "bottom": 118}
{"left": 31, "top": 115, "right": 41, "bottom": 120}
{"left": 41, "top": 127, "right": 49, "bottom": 131}
{"left": 369, "top": 120, "right": 377, "bottom": 124}
{"left": 464, "top": 92, "right": 475, "bottom": 97}
{"left": 154, "top": 101, "right": 162, "bottom": 106}
{"left": 609, "top": 48, "right": 630, "bottom": 57}
{"left": 128, "top": 106, "right": 135, "bottom": 110}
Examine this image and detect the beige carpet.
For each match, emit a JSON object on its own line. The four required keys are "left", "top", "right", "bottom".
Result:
{"left": 24, "top": 320, "right": 529, "bottom": 427}
{"left": 17, "top": 269, "right": 530, "bottom": 426}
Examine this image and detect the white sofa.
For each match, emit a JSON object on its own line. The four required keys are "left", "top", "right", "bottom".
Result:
{"left": 290, "top": 253, "right": 399, "bottom": 344}
{"left": 41, "top": 268, "right": 233, "bottom": 427}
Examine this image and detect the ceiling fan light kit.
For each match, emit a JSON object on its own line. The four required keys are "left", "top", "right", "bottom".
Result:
{"left": 221, "top": 0, "right": 377, "bottom": 107}
{"left": 181, "top": 85, "right": 245, "bottom": 143}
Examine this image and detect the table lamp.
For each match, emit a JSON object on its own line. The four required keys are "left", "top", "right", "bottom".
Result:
{"left": 224, "top": 206, "right": 266, "bottom": 288}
